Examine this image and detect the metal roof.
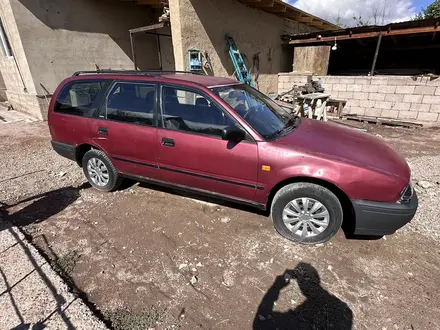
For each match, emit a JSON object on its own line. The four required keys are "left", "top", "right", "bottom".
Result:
{"left": 289, "top": 18, "right": 440, "bottom": 45}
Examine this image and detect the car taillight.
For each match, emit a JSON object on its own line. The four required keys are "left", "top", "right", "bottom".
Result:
{"left": 399, "top": 184, "right": 413, "bottom": 204}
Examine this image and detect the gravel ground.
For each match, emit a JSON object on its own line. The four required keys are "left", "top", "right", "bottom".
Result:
{"left": 405, "top": 155, "right": 440, "bottom": 241}
{"left": 2, "top": 116, "right": 440, "bottom": 329}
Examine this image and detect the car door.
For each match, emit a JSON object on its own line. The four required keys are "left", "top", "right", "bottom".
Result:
{"left": 157, "top": 84, "right": 259, "bottom": 202}
{"left": 90, "top": 81, "right": 160, "bottom": 180}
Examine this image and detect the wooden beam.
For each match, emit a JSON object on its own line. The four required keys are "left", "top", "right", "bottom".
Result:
{"left": 130, "top": 22, "right": 167, "bottom": 34}
{"left": 252, "top": 0, "right": 275, "bottom": 8}
{"left": 136, "top": 0, "right": 161, "bottom": 5}
{"left": 239, "top": 0, "right": 262, "bottom": 3}
{"left": 290, "top": 25, "right": 440, "bottom": 44}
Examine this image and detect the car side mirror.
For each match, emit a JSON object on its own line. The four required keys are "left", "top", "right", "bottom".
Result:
{"left": 221, "top": 125, "right": 246, "bottom": 141}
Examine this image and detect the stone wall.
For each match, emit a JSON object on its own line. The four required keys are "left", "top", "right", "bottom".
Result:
{"left": 278, "top": 73, "right": 440, "bottom": 125}
{"left": 170, "top": 0, "right": 316, "bottom": 94}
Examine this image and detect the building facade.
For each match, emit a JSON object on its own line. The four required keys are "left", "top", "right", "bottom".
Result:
{"left": 0, "top": 0, "right": 332, "bottom": 120}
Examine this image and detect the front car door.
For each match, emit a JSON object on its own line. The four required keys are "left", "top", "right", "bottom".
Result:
{"left": 90, "top": 80, "right": 160, "bottom": 180}
{"left": 156, "top": 84, "right": 259, "bottom": 202}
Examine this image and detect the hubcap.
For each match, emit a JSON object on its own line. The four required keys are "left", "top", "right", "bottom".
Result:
{"left": 87, "top": 158, "right": 109, "bottom": 187}
{"left": 282, "top": 197, "right": 330, "bottom": 238}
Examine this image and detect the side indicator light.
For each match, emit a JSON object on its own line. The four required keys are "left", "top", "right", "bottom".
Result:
{"left": 262, "top": 165, "right": 271, "bottom": 172}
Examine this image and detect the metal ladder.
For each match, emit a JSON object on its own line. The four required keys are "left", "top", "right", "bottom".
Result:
{"left": 225, "top": 34, "right": 254, "bottom": 87}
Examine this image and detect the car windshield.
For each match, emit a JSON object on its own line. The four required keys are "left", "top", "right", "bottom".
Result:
{"left": 210, "top": 84, "right": 299, "bottom": 140}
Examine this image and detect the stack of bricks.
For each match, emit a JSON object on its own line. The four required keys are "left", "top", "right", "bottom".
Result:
{"left": 278, "top": 73, "right": 440, "bottom": 124}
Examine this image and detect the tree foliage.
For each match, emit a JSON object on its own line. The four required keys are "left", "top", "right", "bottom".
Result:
{"left": 414, "top": 0, "right": 440, "bottom": 20}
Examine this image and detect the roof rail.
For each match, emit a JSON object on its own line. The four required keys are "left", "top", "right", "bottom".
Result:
{"left": 72, "top": 70, "right": 206, "bottom": 77}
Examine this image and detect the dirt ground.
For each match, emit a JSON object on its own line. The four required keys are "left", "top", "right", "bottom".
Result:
{"left": 1, "top": 117, "right": 440, "bottom": 330}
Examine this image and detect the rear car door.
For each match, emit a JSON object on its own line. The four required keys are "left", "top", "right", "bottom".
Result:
{"left": 157, "top": 84, "right": 259, "bottom": 202}
{"left": 90, "top": 81, "right": 160, "bottom": 180}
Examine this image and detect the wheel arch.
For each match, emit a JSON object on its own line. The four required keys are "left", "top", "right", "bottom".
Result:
{"left": 74, "top": 143, "right": 102, "bottom": 167}
{"left": 267, "top": 176, "right": 355, "bottom": 232}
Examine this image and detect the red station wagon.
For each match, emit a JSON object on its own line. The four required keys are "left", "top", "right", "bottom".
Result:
{"left": 48, "top": 70, "right": 418, "bottom": 244}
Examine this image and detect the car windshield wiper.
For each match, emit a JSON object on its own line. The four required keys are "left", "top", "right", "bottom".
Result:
{"left": 265, "top": 116, "right": 300, "bottom": 140}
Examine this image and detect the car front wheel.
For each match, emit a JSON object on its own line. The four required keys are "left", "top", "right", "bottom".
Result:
{"left": 271, "top": 182, "right": 343, "bottom": 244}
{"left": 82, "top": 149, "right": 122, "bottom": 192}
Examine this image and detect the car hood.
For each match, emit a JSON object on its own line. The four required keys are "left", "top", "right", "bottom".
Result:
{"left": 274, "top": 119, "right": 410, "bottom": 180}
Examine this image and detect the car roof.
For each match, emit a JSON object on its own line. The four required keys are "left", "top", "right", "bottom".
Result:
{"left": 69, "top": 71, "right": 240, "bottom": 88}
{"left": 160, "top": 73, "right": 238, "bottom": 88}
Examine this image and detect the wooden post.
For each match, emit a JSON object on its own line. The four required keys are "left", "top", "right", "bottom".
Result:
{"left": 130, "top": 32, "right": 137, "bottom": 70}
{"left": 370, "top": 32, "right": 383, "bottom": 76}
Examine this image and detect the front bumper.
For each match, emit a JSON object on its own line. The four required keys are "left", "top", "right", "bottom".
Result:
{"left": 352, "top": 191, "right": 418, "bottom": 236}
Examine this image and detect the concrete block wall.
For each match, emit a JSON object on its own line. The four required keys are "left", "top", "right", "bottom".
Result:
{"left": 278, "top": 73, "right": 440, "bottom": 125}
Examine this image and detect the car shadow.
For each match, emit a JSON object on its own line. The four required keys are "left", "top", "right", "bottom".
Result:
{"left": 253, "top": 263, "right": 353, "bottom": 330}
{"left": 135, "top": 180, "right": 269, "bottom": 216}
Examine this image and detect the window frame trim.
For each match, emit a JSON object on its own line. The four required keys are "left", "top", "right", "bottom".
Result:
{"left": 98, "top": 80, "right": 159, "bottom": 128}
{"left": 158, "top": 83, "right": 256, "bottom": 143}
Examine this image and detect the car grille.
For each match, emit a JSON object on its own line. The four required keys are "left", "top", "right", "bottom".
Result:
{"left": 399, "top": 184, "right": 413, "bottom": 204}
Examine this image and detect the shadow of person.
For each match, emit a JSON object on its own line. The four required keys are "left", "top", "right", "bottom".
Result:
{"left": 253, "top": 263, "right": 353, "bottom": 330}
{"left": 3, "top": 183, "right": 90, "bottom": 229}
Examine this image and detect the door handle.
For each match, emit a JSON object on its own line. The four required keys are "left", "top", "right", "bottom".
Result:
{"left": 98, "top": 127, "right": 108, "bottom": 135}
{"left": 161, "top": 137, "right": 175, "bottom": 147}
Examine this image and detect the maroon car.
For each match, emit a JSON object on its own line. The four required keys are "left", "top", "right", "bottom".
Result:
{"left": 48, "top": 70, "right": 418, "bottom": 244}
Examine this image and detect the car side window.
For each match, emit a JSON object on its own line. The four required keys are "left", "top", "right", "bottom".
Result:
{"left": 54, "top": 80, "right": 111, "bottom": 117}
{"left": 161, "top": 86, "right": 236, "bottom": 138}
{"left": 105, "top": 82, "right": 156, "bottom": 126}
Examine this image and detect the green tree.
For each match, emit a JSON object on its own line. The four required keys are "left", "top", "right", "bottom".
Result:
{"left": 414, "top": 0, "right": 440, "bottom": 20}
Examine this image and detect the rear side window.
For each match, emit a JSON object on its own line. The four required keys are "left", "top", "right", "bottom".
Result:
{"left": 105, "top": 82, "right": 156, "bottom": 126}
{"left": 54, "top": 80, "right": 111, "bottom": 117}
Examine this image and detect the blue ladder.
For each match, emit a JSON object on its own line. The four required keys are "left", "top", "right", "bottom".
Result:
{"left": 225, "top": 34, "right": 254, "bottom": 87}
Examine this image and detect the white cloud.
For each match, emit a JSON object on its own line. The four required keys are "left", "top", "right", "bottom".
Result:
{"left": 286, "top": 0, "right": 417, "bottom": 27}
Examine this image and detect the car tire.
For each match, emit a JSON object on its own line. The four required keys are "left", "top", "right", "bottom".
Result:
{"left": 82, "top": 149, "right": 123, "bottom": 192}
{"left": 271, "top": 182, "right": 343, "bottom": 244}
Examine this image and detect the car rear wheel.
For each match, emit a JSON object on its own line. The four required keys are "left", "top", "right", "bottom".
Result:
{"left": 271, "top": 182, "right": 343, "bottom": 244}
{"left": 82, "top": 149, "right": 122, "bottom": 192}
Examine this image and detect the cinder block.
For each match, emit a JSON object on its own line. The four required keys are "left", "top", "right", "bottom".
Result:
{"left": 359, "top": 100, "right": 375, "bottom": 108}
{"left": 414, "top": 86, "right": 436, "bottom": 95}
{"left": 430, "top": 104, "right": 440, "bottom": 113}
{"left": 331, "top": 91, "right": 339, "bottom": 98}
{"left": 392, "top": 102, "right": 411, "bottom": 111}
{"left": 355, "top": 78, "right": 370, "bottom": 85}
{"left": 405, "top": 76, "right": 429, "bottom": 86}
{"left": 435, "top": 86, "right": 440, "bottom": 96}
{"left": 398, "top": 111, "right": 418, "bottom": 119}
{"left": 346, "top": 99, "right": 360, "bottom": 107}
{"left": 411, "top": 103, "right": 431, "bottom": 112}
{"left": 375, "top": 101, "right": 392, "bottom": 109}
{"left": 353, "top": 92, "right": 368, "bottom": 100}
{"left": 382, "top": 85, "right": 397, "bottom": 94}
{"left": 403, "top": 94, "right": 423, "bottom": 103}
{"left": 349, "top": 107, "right": 366, "bottom": 115}
{"left": 388, "top": 77, "right": 408, "bottom": 86}
{"left": 323, "top": 76, "right": 340, "bottom": 84}
{"left": 395, "top": 86, "right": 415, "bottom": 94}
{"left": 365, "top": 108, "right": 381, "bottom": 117}
{"left": 324, "top": 83, "right": 333, "bottom": 92}
{"left": 338, "top": 91, "right": 353, "bottom": 99}
{"left": 346, "top": 84, "right": 363, "bottom": 92}
{"left": 417, "top": 111, "right": 439, "bottom": 122}
{"left": 370, "top": 77, "right": 389, "bottom": 85}
{"left": 385, "top": 94, "right": 403, "bottom": 102}
{"left": 362, "top": 85, "right": 379, "bottom": 93}
{"left": 381, "top": 109, "right": 399, "bottom": 118}
{"left": 333, "top": 84, "right": 347, "bottom": 91}
{"left": 422, "top": 95, "right": 440, "bottom": 104}
{"left": 339, "top": 77, "right": 355, "bottom": 84}
{"left": 369, "top": 93, "right": 386, "bottom": 101}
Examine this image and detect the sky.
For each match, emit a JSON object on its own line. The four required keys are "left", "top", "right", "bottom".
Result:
{"left": 285, "top": 0, "right": 435, "bottom": 26}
